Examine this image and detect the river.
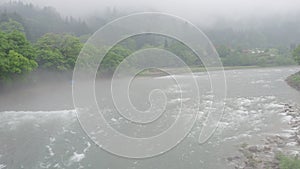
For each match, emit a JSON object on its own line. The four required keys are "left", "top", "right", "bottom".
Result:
{"left": 0, "top": 66, "right": 299, "bottom": 169}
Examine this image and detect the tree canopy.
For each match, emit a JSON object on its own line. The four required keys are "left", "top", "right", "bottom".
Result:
{"left": 292, "top": 45, "right": 300, "bottom": 65}
{"left": 0, "top": 2, "right": 90, "bottom": 41}
{"left": 0, "top": 30, "right": 37, "bottom": 81}
{"left": 35, "top": 33, "right": 83, "bottom": 71}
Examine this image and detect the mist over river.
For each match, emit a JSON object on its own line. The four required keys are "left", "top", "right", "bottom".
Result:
{"left": 0, "top": 66, "right": 300, "bottom": 169}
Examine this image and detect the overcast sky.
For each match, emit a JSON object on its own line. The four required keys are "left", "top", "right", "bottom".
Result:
{"left": 1, "top": 0, "right": 300, "bottom": 25}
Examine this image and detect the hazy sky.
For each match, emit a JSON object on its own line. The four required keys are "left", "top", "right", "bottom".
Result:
{"left": 2, "top": 0, "right": 300, "bottom": 25}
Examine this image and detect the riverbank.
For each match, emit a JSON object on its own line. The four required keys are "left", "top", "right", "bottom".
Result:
{"left": 227, "top": 103, "right": 300, "bottom": 169}
{"left": 0, "top": 65, "right": 260, "bottom": 93}
{"left": 286, "top": 71, "right": 300, "bottom": 91}
{"left": 226, "top": 70, "right": 300, "bottom": 168}
{"left": 138, "top": 66, "right": 260, "bottom": 77}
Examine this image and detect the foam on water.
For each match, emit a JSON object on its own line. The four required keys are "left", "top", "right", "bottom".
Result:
{"left": 1, "top": 67, "right": 300, "bottom": 169}
{"left": 67, "top": 152, "right": 85, "bottom": 166}
{"left": 0, "top": 110, "right": 76, "bottom": 129}
{"left": 213, "top": 96, "right": 287, "bottom": 145}
{"left": 250, "top": 80, "right": 271, "bottom": 84}
{"left": 46, "top": 145, "right": 55, "bottom": 156}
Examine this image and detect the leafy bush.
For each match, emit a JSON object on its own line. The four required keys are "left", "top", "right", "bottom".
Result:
{"left": 0, "top": 29, "right": 37, "bottom": 81}
{"left": 293, "top": 45, "right": 300, "bottom": 65}
{"left": 221, "top": 51, "right": 296, "bottom": 67}
{"left": 35, "top": 33, "right": 82, "bottom": 71}
{"left": 278, "top": 154, "right": 300, "bottom": 169}
{"left": 286, "top": 72, "right": 300, "bottom": 90}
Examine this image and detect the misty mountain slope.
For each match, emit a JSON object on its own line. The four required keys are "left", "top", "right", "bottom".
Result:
{"left": 1, "top": 1, "right": 300, "bottom": 48}
{"left": 203, "top": 14, "right": 300, "bottom": 48}
{"left": 0, "top": 2, "right": 90, "bottom": 41}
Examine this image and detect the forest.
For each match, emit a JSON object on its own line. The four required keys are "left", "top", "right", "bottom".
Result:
{"left": 0, "top": 1, "right": 299, "bottom": 85}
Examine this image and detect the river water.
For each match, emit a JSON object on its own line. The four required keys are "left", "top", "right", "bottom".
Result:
{"left": 0, "top": 66, "right": 299, "bottom": 169}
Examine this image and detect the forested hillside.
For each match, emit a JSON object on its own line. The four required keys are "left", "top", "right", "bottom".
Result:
{"left": 0, "top": 1, "right": 299, "bottom": 86}
{"left": 0, "top": 2, "right": 90, "bottom": 42}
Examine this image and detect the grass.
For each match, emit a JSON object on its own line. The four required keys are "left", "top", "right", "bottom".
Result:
{"left": 277, "top": 154, "right": 300, "bottom": 169}
{"left": 286, "top": 71, "right": 300, "bottom": 91}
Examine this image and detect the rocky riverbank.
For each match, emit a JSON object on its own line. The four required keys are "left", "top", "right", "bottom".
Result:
{"left": 227, "top": 103, "right": 300, "bottom": 169}
{"left": 286, "top": 71, "right": 300, "bottom": 91}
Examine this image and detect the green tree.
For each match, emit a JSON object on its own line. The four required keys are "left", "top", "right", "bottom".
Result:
{"left": 278, "top": 154, "right": 300, "bottom": 169}
{"left": 99, "top": 45, "right": 132, "bottom": 75}
{"left": 0, "top": 2, "right": 91, "bottom": 41}
{"left": 216, "top": 45, "right": 231, "bottom": 58}
{"left": 0, "top": 19, "right": 25, "bottom": 33}
{"left": 0, "top": 30, "right": 37, "bottom": 81}
{"left": 35, "top": 33, "right": 83, "bottom": 71}
{"left": 292, "top": 45, "right": 300, "bottom": 64}
{"left": 167, "top": 41, "right": 199, "bottom": 66}
{"left": 35, "top": 49, "right": 65, "bottom": 71}
{"left": 6, "top": 30, "right": 36, "bottom": 59}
